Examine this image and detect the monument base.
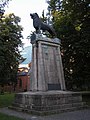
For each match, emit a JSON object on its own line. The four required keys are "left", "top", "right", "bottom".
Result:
{"left": 11, "top": 91, "right": 87, "bottom": 115}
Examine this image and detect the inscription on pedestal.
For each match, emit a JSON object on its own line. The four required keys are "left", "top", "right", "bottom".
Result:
{"left": 48, "top": 84, "right": 61, "bottom": 90}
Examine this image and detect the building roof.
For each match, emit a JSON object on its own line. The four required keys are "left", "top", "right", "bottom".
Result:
{"left": 18, "top": 67, "right": 30, "bottom": 76}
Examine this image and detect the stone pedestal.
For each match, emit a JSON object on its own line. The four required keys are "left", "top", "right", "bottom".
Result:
{"left": 30, "top": 37, "right": 66, "bottom": 91}
{"left": 12, "top": 91, "right": 86, "bottom": 115}
{"left": 11, "top": 36, "right": 86, "bottom": 115}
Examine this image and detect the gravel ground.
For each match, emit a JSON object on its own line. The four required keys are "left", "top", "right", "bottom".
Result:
{"left": 0, "top": 107, "right": 90, "bottom": 120}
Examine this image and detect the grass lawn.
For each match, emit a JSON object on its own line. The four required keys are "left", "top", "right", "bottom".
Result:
{"left": 0, "top": 93, "right": 24, "bottom": 120}
{"left": 0, "top": 93, "right": 15, "bottom": 108}
{"left": 0, "top": 112, "right": 24, "bottom": 120}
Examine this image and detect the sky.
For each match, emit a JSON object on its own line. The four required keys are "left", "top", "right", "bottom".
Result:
{"left": 5, "top": 0, "right": 48, "bottom": 47}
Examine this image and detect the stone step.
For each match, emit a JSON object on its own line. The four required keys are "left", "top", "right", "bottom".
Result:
{"left": 11, "top": 91, "right": 88, "bottom": 115}
{"left": 10, "top": 103, "right": 88, "bottom": 115}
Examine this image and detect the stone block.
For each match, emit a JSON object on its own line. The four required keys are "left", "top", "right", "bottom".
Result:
{"left": 30, "top": 38, "right": 66, "bottom": 91}
{"left": 12, "top": 91, "right": 86, "bottom": 115}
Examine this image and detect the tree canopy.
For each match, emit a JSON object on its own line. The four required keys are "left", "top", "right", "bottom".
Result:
{"left": 0, "top": 12, "right": 23, "bottom": 86}
{"left": 46, "top": 0, "right": 90, "bottom": 90}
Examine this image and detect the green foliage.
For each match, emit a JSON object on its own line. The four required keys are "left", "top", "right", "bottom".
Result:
{"left": 47, "top": 0, "right": 90, "bottom": 90}
{"left": 0, "top": 13, "right": 23, "bottom": 86}
{"left": 0, "top": 0, "right": 11, "bottom": 19}
{"left": 0, "top": 0, "right": 11, "bottom": 7}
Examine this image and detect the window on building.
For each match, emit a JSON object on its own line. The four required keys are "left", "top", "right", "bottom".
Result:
{"left": 19, "top": 79, "right": 22, "bottom": 87}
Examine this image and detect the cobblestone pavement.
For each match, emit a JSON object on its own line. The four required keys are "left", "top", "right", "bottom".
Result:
{"left": 0, "top": 107, "right": 90, "bottom": 120}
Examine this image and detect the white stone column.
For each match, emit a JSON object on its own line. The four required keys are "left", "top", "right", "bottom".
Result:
{"left": 31, "top": 43, "right": 38, "bottom": 91}
{"left": 57, "top": 46, "right": 66, "bottom": 90}
{"left": 37, "top": 41, "right": 47, "bottom": 91}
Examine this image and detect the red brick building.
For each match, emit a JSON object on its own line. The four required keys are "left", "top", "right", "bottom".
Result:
{"left": 17, "top": 67, "right": 30, "bottom": 92}
{"left": 0, "top": 46, "right": 32, "bottom": 93}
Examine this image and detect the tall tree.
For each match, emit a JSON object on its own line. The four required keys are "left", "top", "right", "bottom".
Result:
{"left": 0, "top": 0, "right": 11, "bottom": 16}
{"left": 47, "top": 0, "right": 90, "bottom": 90}
{"left": 0, "top": 13, "right": 23, "bottom": 87}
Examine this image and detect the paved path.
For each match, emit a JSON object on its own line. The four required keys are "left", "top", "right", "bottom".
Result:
{"left": 0, "top": 107, "right": 90, "bottom": 120}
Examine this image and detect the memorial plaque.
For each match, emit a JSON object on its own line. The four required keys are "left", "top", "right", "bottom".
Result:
{"left": 48, "top": 84, "right": 61, "bottom": 90}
